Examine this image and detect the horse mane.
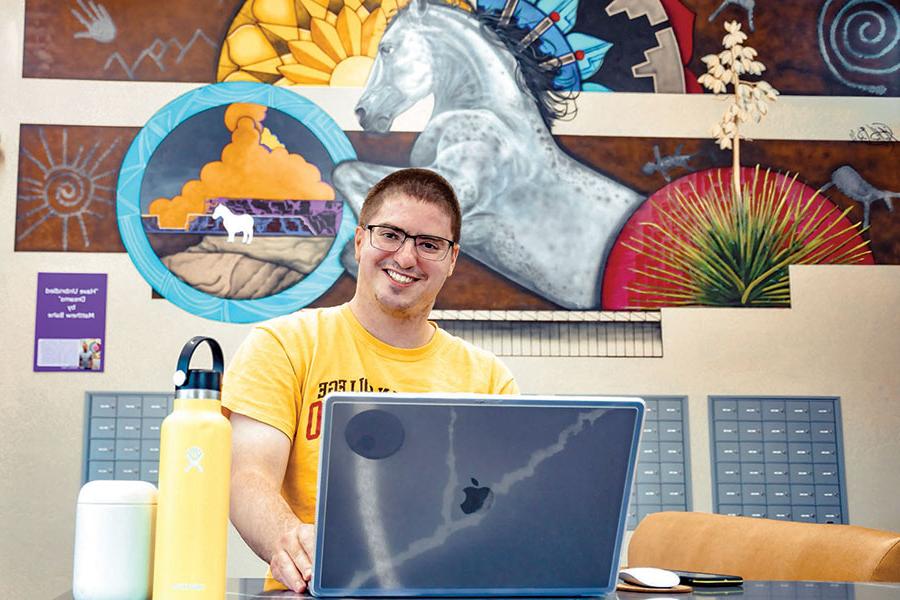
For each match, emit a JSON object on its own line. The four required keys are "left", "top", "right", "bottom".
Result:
{"left": 390, "top": 1, "right": 579, "bottom": 128}
{"left": 472, "top": 7, "right": 579, "bottom": 128}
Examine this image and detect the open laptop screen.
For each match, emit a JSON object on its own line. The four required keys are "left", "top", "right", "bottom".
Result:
{"left": 313, "top": 394, "right": 643, "bottom": 597}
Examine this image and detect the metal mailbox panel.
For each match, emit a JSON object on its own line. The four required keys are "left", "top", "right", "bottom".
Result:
{"left": 629, "top": 396, "right": 691, "bottom": 530}
{"left": 710, "top": 396, "right": 847, "bottom": 525}
{"left": 84, "top": 392, "right": 174, "bottom": 487}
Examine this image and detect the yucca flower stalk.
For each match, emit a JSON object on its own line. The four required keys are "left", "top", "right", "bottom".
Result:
{"left": 698, "top": 20, "right": 779, "bottom": 199}
{"left": 622, "top": 167, "right": 871, "bottom": 307}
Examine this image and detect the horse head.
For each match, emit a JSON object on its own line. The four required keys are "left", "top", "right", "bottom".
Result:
{"left": 212, "top": 203, "right": 227, "bottom": 219}
{"left": 355, "top": 0, "right": 435, "bottom": 133}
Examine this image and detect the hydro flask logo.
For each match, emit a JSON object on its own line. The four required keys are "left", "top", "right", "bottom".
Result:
{"left": 184, "top": 446, "right": 204, "bottom": 473}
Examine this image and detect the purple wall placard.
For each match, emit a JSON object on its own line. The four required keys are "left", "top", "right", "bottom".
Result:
{"left": 34, "top": 273, "right": 108, "bottom": 372}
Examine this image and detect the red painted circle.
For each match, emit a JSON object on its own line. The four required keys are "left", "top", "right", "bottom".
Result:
{"left": 601, "top": 167, "right": 874, "bottom": 309}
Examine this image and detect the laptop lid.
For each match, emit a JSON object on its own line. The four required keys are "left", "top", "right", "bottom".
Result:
{"left": 311, "top": 393, "right": 644, "bottom": 597}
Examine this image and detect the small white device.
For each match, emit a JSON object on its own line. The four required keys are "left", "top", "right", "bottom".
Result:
{"left": 618, "top": 567, "right": 681, "bottom": 588}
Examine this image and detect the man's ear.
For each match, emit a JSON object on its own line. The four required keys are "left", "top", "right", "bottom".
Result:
{"left": 447, "top": 244, "right": 460, "bottom": 277}
{"left": 354, "top": 226, "right": 365, "bottom": 262}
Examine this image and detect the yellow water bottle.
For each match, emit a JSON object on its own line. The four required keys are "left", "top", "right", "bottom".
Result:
{"left": 153, "top": 337, "right": 231, "bottom": 599}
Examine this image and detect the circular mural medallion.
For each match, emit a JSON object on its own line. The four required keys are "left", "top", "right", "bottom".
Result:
{"left": 117, "top": 82, "right": 356, "bottom": 323}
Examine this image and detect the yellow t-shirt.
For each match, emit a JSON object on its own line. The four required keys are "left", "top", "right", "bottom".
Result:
{"left": 222, "top": 303, "right": 519, "bottom": 525}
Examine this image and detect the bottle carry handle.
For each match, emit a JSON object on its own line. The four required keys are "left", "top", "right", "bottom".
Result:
{"left": 177, "top": 336, "right": 224, "bottom": 374}
{"left": 174, "top": 337, "right": 224, "bottom": 391}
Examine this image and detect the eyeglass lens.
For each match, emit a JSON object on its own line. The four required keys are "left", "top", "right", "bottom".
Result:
{"left": 368, "top": 225, "right": 452, "bottom": 260}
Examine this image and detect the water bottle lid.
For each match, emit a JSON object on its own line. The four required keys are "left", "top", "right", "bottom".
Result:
{"left": 175, "top": 337, "right": 224, "bottom": 394}
{"left": 77, "top": 480, "right": 158, "bottom": 505}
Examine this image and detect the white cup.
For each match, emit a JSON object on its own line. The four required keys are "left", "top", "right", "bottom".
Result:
{"left": 73, "top": 480, "right": 157, "bottom": 600}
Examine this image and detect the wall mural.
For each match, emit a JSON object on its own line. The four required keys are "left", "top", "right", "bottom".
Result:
{"left": 619, "top": 19, "right": 872, "bottom": 310}
{"left": 215, "top": 0, "right": 694, "bottom": 93}
{"left": 23, "top": 0, "right": 228, "bottom": 82}
{"left": 15, "top": 0, "right": 899, "bottom": 320}
{"left": 24, "top": 0, "right": 899, "bottom": 96}
{"left": 16, "top": 125, "right": 129, "bottom": 252}
{"left": 116, "top": 84, "right": 355, "bottom": 322}
{"left": 334, "top": 1, "right": 652, "bottom": 310}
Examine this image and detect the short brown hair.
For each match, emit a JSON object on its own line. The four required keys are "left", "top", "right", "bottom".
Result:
{"left": 358, "top": 168, "right": 461, "bottom": 242}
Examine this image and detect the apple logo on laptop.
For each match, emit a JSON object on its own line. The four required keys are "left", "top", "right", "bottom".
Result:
{"left": 460, "top": 478, "right": 493, "bottom": 514}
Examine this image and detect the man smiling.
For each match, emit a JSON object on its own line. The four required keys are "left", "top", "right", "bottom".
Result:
{"left": 223, "top": 168, "right": 518, "bottom": 593}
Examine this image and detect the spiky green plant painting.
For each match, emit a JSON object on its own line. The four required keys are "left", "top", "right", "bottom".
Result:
{"left": 621, "top": 19, "right": 871, "bottom": 308}
{"left": 623, "top": 168, "right": 871, "bottom": 307}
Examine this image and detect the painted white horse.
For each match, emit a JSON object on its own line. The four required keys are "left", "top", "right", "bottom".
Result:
{"left": 333, "top": 0, "right": 643, "bottom": 309}
{"left": 212, "top": 203, "right": 254, "bottom": 244}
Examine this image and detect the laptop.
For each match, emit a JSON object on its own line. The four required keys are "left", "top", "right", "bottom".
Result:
{"left": 311, "top": 393, "right": 644, "bottom": 597}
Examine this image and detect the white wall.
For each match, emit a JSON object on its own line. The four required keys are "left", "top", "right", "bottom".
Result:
{"left": 2, "top": 0, "right": 899, "bottom": 597}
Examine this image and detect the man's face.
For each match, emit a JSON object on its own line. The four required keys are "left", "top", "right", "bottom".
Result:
{"left": 354, "top": 193, "right": 459, "bottom": 320}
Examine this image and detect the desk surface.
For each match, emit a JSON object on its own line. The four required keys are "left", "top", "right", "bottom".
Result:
{"left": 55, "top": 579, "right": 900, "bottom": 599}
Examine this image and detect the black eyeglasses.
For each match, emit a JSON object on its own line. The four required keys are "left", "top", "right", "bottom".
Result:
{"left": 365, "top": 224, "right": 455, "bottom": 261}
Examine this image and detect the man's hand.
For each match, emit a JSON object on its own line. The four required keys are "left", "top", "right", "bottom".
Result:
{"left": 270, "top": 522, "right": 316, "bottom": 592}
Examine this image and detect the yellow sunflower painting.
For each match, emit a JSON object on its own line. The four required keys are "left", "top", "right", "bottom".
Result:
{"left": 218, "top": 0, "right": 412, "bottom": 87}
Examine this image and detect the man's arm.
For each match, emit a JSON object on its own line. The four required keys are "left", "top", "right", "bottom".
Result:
{"left": 230, "top": 412, "right": 316, "bottom": 593}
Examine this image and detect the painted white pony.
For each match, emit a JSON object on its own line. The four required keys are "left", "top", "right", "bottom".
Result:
{"left": 333, "top": 0, "right": 643, "bottom": 309}
{"left": 212, "top": 203, "right": 254, "bottom": 244}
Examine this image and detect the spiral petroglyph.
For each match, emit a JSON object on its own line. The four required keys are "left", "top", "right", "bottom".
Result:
{"left": 16, "top": 128, "right": 119, "bottom": 250}
{"left": 45, "top": 169, "right": 89, "bottom": 211}
{"left": 817, "top": 0, "right": 900, "bottom": 95}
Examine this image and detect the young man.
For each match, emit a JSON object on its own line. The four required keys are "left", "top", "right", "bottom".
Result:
{"left": 223, "top": 168, "right": 518, "bottom": 592}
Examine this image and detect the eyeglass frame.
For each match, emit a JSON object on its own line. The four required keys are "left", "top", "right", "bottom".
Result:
{"left": 364, "top": 224, "right": 456, "bottom": 261}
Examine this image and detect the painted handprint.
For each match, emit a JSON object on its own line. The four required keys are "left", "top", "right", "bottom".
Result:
{"left": 71, "top": 0, "right": 116, "bottom": 44}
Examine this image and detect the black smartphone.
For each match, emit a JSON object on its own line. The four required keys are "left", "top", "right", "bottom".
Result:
{"left": 672, "top": 570, "right": 743, "bottom": 587}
